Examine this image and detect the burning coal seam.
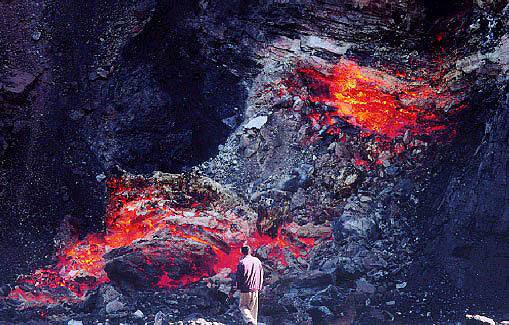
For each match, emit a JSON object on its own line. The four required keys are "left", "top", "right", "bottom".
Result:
{"left": 296, "top": 60, "right": 464, "bottom": 139}
{"left": 6, "top": 173, "right": 330, "bottom": 308}
{"left": 253, "top": 59, "right": 465, "bottom": 172}
{"left": 5, "top": 59, "right": 464, "bottom": 310}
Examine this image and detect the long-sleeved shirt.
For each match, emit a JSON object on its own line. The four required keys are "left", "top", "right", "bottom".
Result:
{"left": 235, "top": 254, "right": 264, "bottom": 293}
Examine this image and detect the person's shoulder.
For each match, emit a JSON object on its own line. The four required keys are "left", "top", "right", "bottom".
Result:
{"left": 253, "top": 256, "right": 263, "bottom": 264}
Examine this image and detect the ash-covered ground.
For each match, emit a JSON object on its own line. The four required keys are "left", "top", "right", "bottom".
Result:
{"left": 0, "top": 0, "right": 508, "bottom": 324}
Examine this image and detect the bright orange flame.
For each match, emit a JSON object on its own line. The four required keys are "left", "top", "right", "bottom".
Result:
{"left": 298, "top": 60, "right": 460, "bottom": 139}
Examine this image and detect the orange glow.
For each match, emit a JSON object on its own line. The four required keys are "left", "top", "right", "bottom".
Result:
{"left": 6, "top": 176, "right": 327, "bottom": 308}
{"left": 298, "top": 60, "right": 460, "bottom": 139}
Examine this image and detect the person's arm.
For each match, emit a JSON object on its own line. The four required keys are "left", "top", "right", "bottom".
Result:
{"left": 229, "top": 262, "right": 243, "bottom": 298}
{"left": 260, "top": 263, "right": 264, "bottom": 289}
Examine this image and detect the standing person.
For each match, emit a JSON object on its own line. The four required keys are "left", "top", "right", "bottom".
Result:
{"left": 228, "top": 245, "right": 264, "bottom": 325}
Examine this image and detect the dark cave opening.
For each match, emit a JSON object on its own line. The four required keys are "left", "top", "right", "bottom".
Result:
{"left": 98, "top": 0, "right": 248, "bottom": 174}
{"left": 422, "top": 0, "right": 473, "bottom": 20}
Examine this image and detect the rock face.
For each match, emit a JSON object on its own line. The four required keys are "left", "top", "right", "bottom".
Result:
{"left": 418, "top": 84, "right": 509, "bottom": 301}
{"left": 0, "top": 0, "right": 508, "bottom": 324}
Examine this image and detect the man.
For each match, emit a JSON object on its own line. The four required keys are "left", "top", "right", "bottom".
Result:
{"left": 228, "top": 245, "right": 264, "bottom": 325}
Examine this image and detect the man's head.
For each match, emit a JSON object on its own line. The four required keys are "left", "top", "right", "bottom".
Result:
{"left": 241, "top": 245, "right": 251, "bottom": 256}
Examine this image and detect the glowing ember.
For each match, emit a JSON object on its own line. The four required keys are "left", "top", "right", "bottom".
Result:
{"left": 6, "top": 174, "right": 326, "bottom": 308}
{"left": 296, "top": 60, "right": 462, "bottom": 139}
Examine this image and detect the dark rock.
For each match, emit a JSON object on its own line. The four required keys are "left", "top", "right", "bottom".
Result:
{"left": 295, "top": 270, "right": 334, "bottom": 288}
{"left": 88, "top": 71, "right": 99, "bottom": 81}
{"left": 104, "top": 237, "right": 217, "bottom": 288}
{"left": 279, "top": 174, "right": 301, "bottom": 192}
{"left": 77, "top": 290, "right": 98, "bottom": 313}
{"left": 0, "top": 285, "right": 10, "bottom": 297}
{"left": 357, "top": 307, "right": 387, "bottom": 323}
{"left": 307, "top": 305, "right": 334, "bottom": 324}
{"left": 355, "top": 277, "right": 375, "bottom": 294}
{"left": 308, "top": 285, "right": 343, "bottom": 307}
{"left": 334, "top": 258, "right": 363, "bottom": 285}
{"left": 278, "top": 164, "right": 313, "bottom": 192}
{"left": 385, "top": 166, "right": 399, "bottom": 176}
{"left": 1, "top": 70, "right": 36, "bottom": 96}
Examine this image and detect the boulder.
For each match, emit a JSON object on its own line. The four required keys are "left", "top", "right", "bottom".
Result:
{"left": 307, "top": 305, "right": 335, "bottom": 323}
{"left": 104, "top": 237, "right": 217, "bottom": 288}
{"left": 244, "top": 116, "right": 268, "bottom": 130}
{"left": 1, "top": 70, "right": 36, "bottom": 97}
{"left": 333, "top": 213, "right": 379, "bottom": 241}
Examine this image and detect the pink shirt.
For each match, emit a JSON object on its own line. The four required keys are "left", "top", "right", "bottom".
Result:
{"left": 235, "top": 255, "right": 264, "bottom": 292}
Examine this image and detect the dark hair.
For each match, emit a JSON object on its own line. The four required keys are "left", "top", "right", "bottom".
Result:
{"left": 241, "top": 246, "right": 250, "bottom": 255}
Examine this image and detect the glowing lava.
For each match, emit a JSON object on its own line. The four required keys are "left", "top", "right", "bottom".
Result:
{"left": 7, "top": 174, "right": 326, "bottom": 308}
{"left": 297, "top": 60, "right": 462, "bottom": 139}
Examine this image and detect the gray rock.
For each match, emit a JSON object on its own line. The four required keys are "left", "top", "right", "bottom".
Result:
{"left": 344, "top": 173, "right": 358, "bottom": 186}
{"left": 355, "top": 277, "right": 375, "bottom": 294}
{"left": 308, "top": 305, "right": 334, "bottom": 322}
{"left": 334, "top": 257, "right": 363, "bottom": 283}
{"left": 133, "top": 309, "right": 144, "bottom": 318}
{"left": 67, "top": 321, "right": 83, "bottom": 325}
{"left": 222, "top": 116, "right": 237, "bottom": 128}
{"left": 296, "top": 270, "right": 334, "bottom": 288}
{"left": 396, "top": 281, "right": 407, "bottom": 289}
{"left": 279, "top": 174, "right": 301, "bottom": 192}
{"left": 98, "top": 284, "right": 122, "bottom": 308}
{"left": 88, "top": 71, "right": 99, "bottom": 81}
{"left": 97, "top": 67, "right": 109, "bottom": 79}
{"left": 334, "top": 214, "right": 378, "bottom": 240}
{"left": 96, "top": 173, "right": 107, "bottom": 182}
{"left": 244, "top": 115, "right": 268, "bottom": 130}
{"left": 32, "top": 30, "right": 42, "bottom": 41}
{"left": 105, "top": 299, "right": 126, "bottom": 314}
{"left": 309, "top": 285, "right": 342, "bottom": 307}
{"left": 301, "top": 35, "right": 351, "bottom": 55}
{"left": 290, "top": 188, "right": 306, "bottom": 210}
{"left": 278, "top": 164, "right": 313, "bottom": 192}
{"left": 154, "top": 311, "right": 170, "bottom": 325}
